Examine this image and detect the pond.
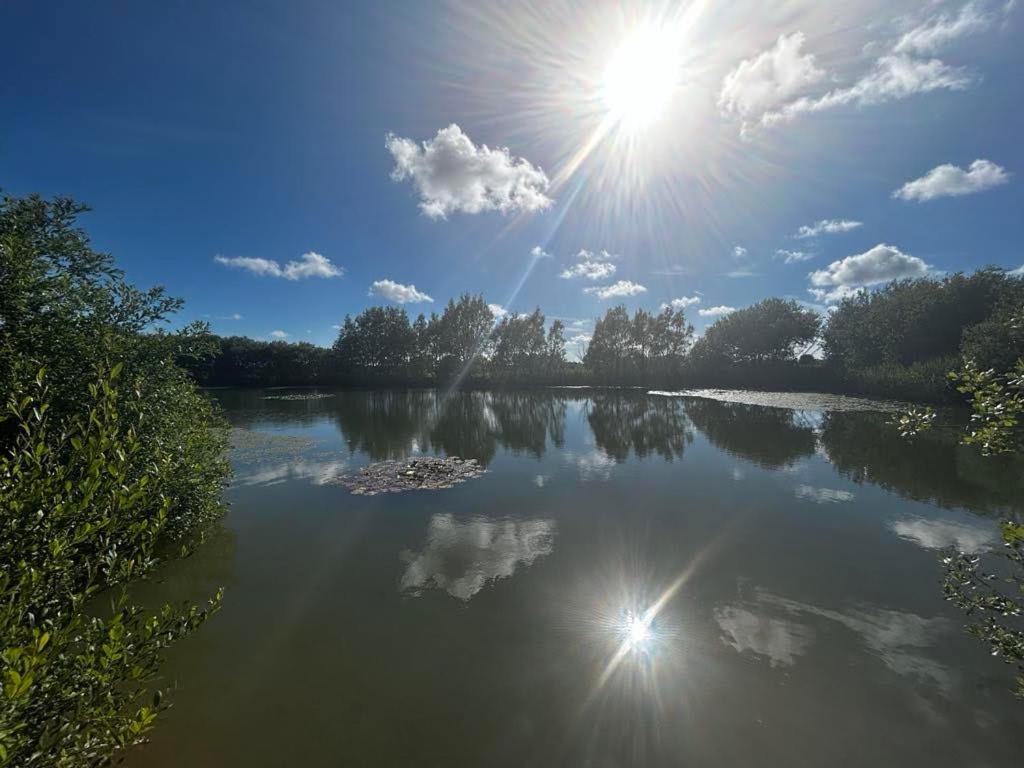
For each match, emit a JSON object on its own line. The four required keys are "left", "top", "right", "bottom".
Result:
{"left": 126, "top": 388, "right": 1024, "bottom": 767}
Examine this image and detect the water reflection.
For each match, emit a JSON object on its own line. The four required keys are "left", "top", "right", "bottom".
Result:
{"left": 233, "top": 458, "right": 347, "bottom": 487}
{"left": 718, "top": 588, "right": 955, "bottom": 694}
{"left": 714, "top": 605, "right": 815, "bottom": 667}
{"left": 586, "top": 393, "right": 693, "bottom": 461}
{"left": 889, "top": 516, "right": 998, "bottom": 554}
{"left": 794, "top": 485, "right": 855, "bottom": 504}
{"left": 328, "top": 391, "right": 567, "bottom": 465}
{"left": 400, "top": 513, "right": 556, "bottom": 601}
{"left": 685, "top": 399, "right": 816, "bottom": 469}
{"left": 209, "top": 389, "right": 1024, "bottom": 520}
{"left": 820, "top": 411, "right": 1024, "bottom": 515}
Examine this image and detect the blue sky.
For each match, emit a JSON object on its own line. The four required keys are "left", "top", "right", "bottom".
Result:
{"left": 3, "top": 0, "right": 1022, "bottom": 353}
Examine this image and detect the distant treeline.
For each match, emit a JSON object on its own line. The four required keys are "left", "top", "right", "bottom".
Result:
{"left": 186, "top": 268, "right": 1024, "bottom": 403}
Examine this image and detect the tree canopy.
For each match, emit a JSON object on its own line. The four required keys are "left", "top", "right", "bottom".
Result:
{"left": 691, "top": 298, "right": 819, "bottom": 365}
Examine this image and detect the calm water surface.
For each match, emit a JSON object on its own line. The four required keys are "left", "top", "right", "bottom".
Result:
{"left": 127, "top": 389, "right": 1024, "bottom": 767}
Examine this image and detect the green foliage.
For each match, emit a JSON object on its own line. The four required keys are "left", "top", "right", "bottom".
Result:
{"left": 844, "top": 355, "right": 958, "bottom": 403}
{"left": 583, "top": 305, "right": 693, "bottom": 382}
{"left": 0, "top": 192, "right": 228, "bottom": 764}
{"left": 895, "top": 307, "right": 1024, "bottom": 699}
{"left": 950, "top": 357, "right": 1024, "bottom": 455}
{"left": 334, "top": 306, "right": 416, "bottom": 376}
{"left": 942, "top": 522, "right": 1024, "bottom": 698}
{"left": 0, "top": 371, "right": 222, "bottom": 766}
{"left": 823, "top": 269, "right": 1024, "bottom": 371}
{"left": 690, "top": 298, "right": 819, "bottom": 365}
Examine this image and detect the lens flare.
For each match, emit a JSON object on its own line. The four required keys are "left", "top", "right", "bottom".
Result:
{"left": 601, "top": 24, "right": 681, "bottom": 133}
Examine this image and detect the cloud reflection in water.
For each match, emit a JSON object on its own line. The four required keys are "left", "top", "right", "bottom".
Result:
{"left": 400, "top": 513, "right": 556, "bottom": 601}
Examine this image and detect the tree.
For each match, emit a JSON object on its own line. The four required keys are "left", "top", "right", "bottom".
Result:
{"left": 434, "top": 294, "right": 494, "bottom": 379}
{"left": 333, "top": 306, "right": 414, "bottom": 377}
{"left": 692, "top": 298, "right": 819, "bottom": 365}
{"left": 824, "top": 269, "right": 1024, "bottom": 370}
{"left": 545, "top": 319, "right": 566, "bottom": 373}
{"left": 584, "top": 305, "right": 633, "bottom": 381}
{"left": 491, "top": 309, "right": 546, "bottom": 374}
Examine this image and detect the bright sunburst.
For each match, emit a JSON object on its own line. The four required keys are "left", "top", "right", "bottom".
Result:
{"left": 601, "top": 24, "right": 681, "bottom": 133}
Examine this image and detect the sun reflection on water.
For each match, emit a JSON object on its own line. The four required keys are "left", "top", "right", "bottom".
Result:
{"left": 621, "top": 610, "right": 654, "bottom": 652}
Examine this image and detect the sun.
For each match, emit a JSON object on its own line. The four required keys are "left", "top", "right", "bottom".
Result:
{"left": 601, "top": 25, "right": 681, "bottom": 133}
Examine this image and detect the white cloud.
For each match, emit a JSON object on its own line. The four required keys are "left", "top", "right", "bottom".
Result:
{"left": 725, "top": 269, "right": 757, "bottom": 278}
{"left": 214, "top": 252, "right": 343, "bottom": 280}
{"left": 733, "top": 245, "right": 748, "bottom": 258}
{"left": 386, "top": 124, "right": 552, "bottom": 219}
{"left": 893, "top": 2, "right": 995, "bottom": 55}
{"left": 369, "top": 279, "right": 434, "bottom": 304}
{"left": 795, "top": 484, "right": 855, "bottom": 503}
{"left": 762, "top": 54, "right": 972, "bottom": 126}
{"left": 808, "top": 244, "right": 931, "bottom": 302}
{"left": 893, "top": 159, "right": 1010, "bottom": 201}
{"left": 560, "top": 249, "right": 618, "bottom": 280}
{"left": 583, "top": 280, "right": 647, "bottom": 299}
{"left": 890, "top": 517, "right": 997, "bottom": 554}
{"left": 488, "top": 303, "right": 509, "bottom": 319}
{"left": 400, "top": 513, "right": 556, "bottom": 601}
{"left": 661, "top": 296, "right": 702, "bottom": 311}
{"left": 699, "top": 305, "right": 737, "bottom": 317}
{"left": 795, "top": 219, "right": 863, "bottom": 239}
{"left": 776, "top": 249, "right": 815, "bottom": 264}
{"left": 718, "top": 32, "right": 826, "bottom": 132}
{"left": 269, "top": 330, "right": 289, "bottom": 339}
{"left": 530, "top": 245, "right": 552, "bottom": 258}
{"left": 1010, "top": 264, "right": 1024, "bottom": 276}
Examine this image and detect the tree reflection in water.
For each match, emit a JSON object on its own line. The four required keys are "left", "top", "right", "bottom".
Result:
{"left": 684, "top": 398, "right": 817, "bottom": 469}
{"left": 586, "top": 393, "right": 693, "bottom": 462}
{"left": 819, "top": 411, "right": 1024, "bottom": 516}
{"left": 328, "top": 390, "right": 567, "bottom": 466}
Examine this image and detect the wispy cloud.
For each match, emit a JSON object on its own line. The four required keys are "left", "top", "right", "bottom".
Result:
{"left": 386, "top": 124, "right": 552, "bottom": 219}
{"left": 794, "top": 219, "right": 863, "bottom": 239}
{"left": 530, "top": 245, "right": 553, "bottom": 259}
{"left": 726, "top": 268, "right": 757, "bottom": 278}
{"left": 215, "top": 252, "right": 342, "bottom": 280}
{"left": 583, "top": 280, "right": 647, "bottom": 299}
{"left": 726, "top": 3, "right": 1002, "bottom": 135}
{"left": 893, "top": 159, "right": 1010, "bottom": 201}
{"left": 893, "top": 1, "right": 997, "bottom": 55}
{"left": 762, "top": 54, "right": 972, "bottom": 127}
{"left": 733, "top": 245, "right": 748, "bottom": 258}
{"left": 369, "top": 279, "right": 434, "bottom": 304}
{"left": 776, "top": 249, "right": 815, "bottom": 264}
{"left": 560, "top": 249, "right": 617, "bottom": 280}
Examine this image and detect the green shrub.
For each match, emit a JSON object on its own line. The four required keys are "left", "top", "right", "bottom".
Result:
{"left": 844, "top": 356, "right": 959, "bottom": 403}
{"left": 0, "top": 369, "right": 224, "bottom": 766}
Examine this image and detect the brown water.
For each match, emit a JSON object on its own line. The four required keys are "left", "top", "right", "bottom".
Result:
{"left": 125, "top": 388, "right": 1024, "bottom": 767}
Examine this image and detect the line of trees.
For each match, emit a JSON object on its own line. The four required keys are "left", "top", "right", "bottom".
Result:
{"left": 189, "top": 268, "right": 1024, "bottom": 403}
